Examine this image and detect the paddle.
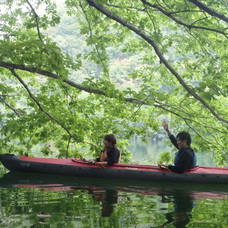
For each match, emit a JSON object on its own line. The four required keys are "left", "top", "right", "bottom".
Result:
{"left": 71, "top": 158, "right": 167, "bottom": 171}
{"left": 158, "top": 164, "right": 171, "bottom": 172}
{"left": 71, "top": 158, "right": 105, "bottom": 168}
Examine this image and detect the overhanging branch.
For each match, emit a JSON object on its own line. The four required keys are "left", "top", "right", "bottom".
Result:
{"left": 79, "top": 0, "right": 109, "bottom": 74}
{"left": 86, "top": 0, "right": 228, "bottom": 124}
{"left": 25, "top": 0, "right": 43, "bottom": 42}
{"left": 187, "top": 0, "right": 228, "bottom": 23}
{"left": 9, "top": 69, "right": 98, "bottom": 148}
{"left": 142, "top": 0, "right": 227, "bottom": 36}
{"left": 104, "top": 3, "right": 146, "bottom": 12}
{"left": 1, "top": 100, "right": 23, "bottom": 116}
{"left": 10, "top": 69, "right": 78, "bottom": 141}
{"left": 1, "top": 61, "right": 227, "bottom": 129}
{"left": 0, "top": 61, "right": 147, "bottom": 105}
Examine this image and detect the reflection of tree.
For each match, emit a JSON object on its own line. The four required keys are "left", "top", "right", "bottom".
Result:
{"left": 90, "top": 189, "right": 118, "bottom": 217}
{"left": 159, "top": 192, "right": 194, "bottom": 228}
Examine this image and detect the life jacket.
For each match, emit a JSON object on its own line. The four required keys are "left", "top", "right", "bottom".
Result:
{"left": 174, "top": 147, "right": 196, "bottom": 169}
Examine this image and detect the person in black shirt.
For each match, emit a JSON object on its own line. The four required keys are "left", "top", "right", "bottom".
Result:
{"left": 160, "top": 122, "right": 197, "bottom": 173}
{"left": 89, "top": 134, "right": 120, "bottom": 166}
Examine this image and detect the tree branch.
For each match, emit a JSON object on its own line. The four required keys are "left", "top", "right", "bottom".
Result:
{"left": 104, "top": 3, "right": 146, "bottom": 12}
{"left": 183, "top": 118, "right": 222, "bottom": 149}
{"left": 86, "top": 0, "right": 228, "bottom": 124}
{"left": 66, "top": 136, "right": 72, "bottom": 158}
{"left": 154, "top": 99, "right": 227, "bottom": 134}
{"left": 0, "top": 61, "right": 147, "bottom": 105}
{"left": 1, "top": 100, "right": 23, "bottom": 116}
{"left": 169, "top": 9, "right": 202, "bottom": 15}
{"left": 3, "top": 68, "right": 101, "bottom": 149}
{"left": 187, "top": 0, "right": 228, "bottom": 23}
{"left": 1, "top": 61, "right": 227, "bottom": 127}
{"left": 25, "top": 0, "right": 43, "bottom": 42}
{"left": 102, "top": 2, "right": 225, "bottom": 35}
{"left": 10, "top": 69, "right": 78, "bottom": 140}
{"left": 1, "top": 63, "right": 226, "bottom": 153}
{"left": 142, "top": 0, "right": 228, "bottom": 36}
{"left": 0, "top": 94, "right": 20, "bottom": 98}
{"left": 79, "top": 0, "right": 109, "bottom": 75}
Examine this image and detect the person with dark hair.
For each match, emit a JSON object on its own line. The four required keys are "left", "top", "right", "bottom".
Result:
{"left": 88, "top": 134, "right": 120, "bottom": 167}
{"left": 160, "top": 122, "right": 197, "bottom": 173}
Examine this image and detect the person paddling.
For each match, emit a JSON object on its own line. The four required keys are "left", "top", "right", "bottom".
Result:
{"left": 160, "top": 122, "right": 197, "bottom": 173}
{"left": 85, "top": 134, "right": 120, "bottom": 167}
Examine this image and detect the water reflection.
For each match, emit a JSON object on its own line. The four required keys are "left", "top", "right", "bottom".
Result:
{"left": 91, "top": 189, "right": 118, "bottom": 217}
{"left": 0, "top": 171, "right": 228, "bottom": 227}
{"left": 158, "top": 192, "right": 194, "bottom": 228}
{"left": 71, "top": 186, "right": 118, "bottom": 217}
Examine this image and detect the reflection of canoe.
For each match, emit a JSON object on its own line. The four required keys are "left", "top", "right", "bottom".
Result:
{"left": 1, "top": 153, "right": 228, "bottom": 184}
{"left": 0, "top": 171, "right": 228, "bottom": 200}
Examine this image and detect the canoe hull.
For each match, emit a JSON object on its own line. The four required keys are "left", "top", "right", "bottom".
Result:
{"left": 0, "top": 154, "right": 228, "bottom": 184}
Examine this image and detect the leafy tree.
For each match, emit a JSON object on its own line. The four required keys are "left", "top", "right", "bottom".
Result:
{"left": 0, "top": 0, "right": 227, "bottom": 164}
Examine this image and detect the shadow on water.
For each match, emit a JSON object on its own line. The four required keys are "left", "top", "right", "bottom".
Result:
{"left": 0, "top": 171, "right": 228, "bottom": 227}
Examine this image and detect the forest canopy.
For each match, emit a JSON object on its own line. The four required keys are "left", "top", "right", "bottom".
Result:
{"left": 0, "top": 0, "right": 227, "bottom": 164}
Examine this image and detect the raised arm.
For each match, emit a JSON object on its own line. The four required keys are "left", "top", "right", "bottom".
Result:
{"left": 162, "top": 121, "right": 178, "bottom": 149}
{"left": 162, "top": 121, "right": 171, "bottom": 136}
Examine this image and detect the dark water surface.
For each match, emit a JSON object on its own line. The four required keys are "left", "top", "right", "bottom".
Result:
{"left": 0, "top": 167, "right": 228, "bottom": 228}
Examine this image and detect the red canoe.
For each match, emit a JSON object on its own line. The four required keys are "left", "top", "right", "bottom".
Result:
{"left": 0, "top": 154, "right": 228, "bottom": 184}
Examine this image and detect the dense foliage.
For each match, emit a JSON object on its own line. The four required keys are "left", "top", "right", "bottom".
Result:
{"left": 0, "top": 0, "right": 227, "bottom": 164}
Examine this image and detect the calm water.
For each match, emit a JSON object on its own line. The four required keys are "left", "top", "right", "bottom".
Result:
{"left": 0, "top": 167, "right": 228, "bottom": 228}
